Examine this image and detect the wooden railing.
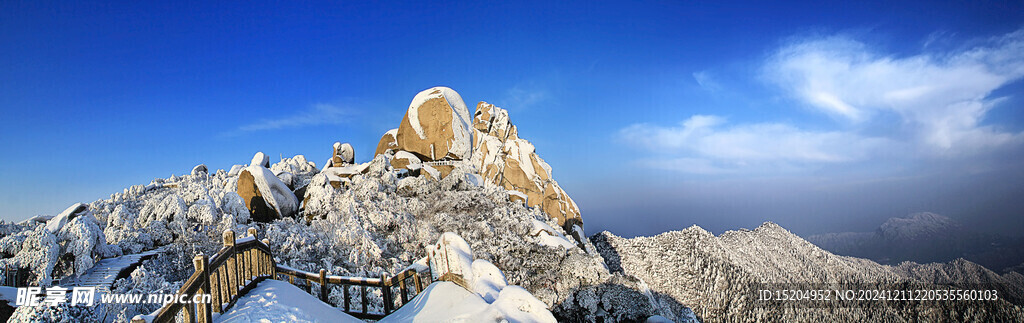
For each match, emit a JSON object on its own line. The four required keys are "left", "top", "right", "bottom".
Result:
{"left": 134, "top": 227, "right": 433, "bottom": 323}
{"left": 134, "top": 228, "right": 275, "bottom": 323}
{"left": 275, "top": 262, "right": 429, "bottom": 320}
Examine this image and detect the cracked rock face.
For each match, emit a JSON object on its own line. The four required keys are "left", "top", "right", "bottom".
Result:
{"left": 470, "top": 102, "right": 581, "bottom": 228}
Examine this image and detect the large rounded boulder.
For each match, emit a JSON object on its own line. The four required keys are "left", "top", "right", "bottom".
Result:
{"left": 237, "top": 152, "right": 298, "bottom": 222}
{"left": 394, "top": 87, "right": 472, "bottom": 161}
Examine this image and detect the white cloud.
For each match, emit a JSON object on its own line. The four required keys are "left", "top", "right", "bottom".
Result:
{"left": 232, "top": 103, "right": 352, "bottom": 133}
{"left": 692, "top": 71, "right": 721, "bottom": 92}
{"left": 502, "top": 84, "right": 548, "bottom": 110}
{"left": 620, "top": 115, "right": 888, "bottom": 174}
{"left": 764, "top": 29, "right": 1024, "bottom": 155}
{"left": 623, "top": 29, "right": 1024, "bottom": 174}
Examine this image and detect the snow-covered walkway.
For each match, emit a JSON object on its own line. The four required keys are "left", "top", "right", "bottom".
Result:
{"left": 59, "top": 247, "right": 166, "bottom": 293}
{"left": 216, "top": 279, "right": 361, "bottom": 323}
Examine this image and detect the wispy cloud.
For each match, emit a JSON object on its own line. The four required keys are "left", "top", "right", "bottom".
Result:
{"left": 692, "top": 71, "right": 721, "bottom": 92}
{"left": 622, "top": 28, "right": 1024, "bottom": 174}
{"left": 763, "top": 29, "right": 1024, "bottom": 155}
{"left": 223, "top": 103, "right": 353, "bottom": 136}
{"left": 501, "top": 84, "right": 548, "bottom": 110}
{"left": 620, "top": 115, "right": 889, "bottom": 174}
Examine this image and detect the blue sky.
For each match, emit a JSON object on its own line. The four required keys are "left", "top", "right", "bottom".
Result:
{"left": 2, "top": 1, "right": 1023, "bottom": 237}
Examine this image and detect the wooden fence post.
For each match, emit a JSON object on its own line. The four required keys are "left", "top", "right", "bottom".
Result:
{"left": 223, "top": 230, "right": 236, "bottom": 300}
{"left": 261, "top": 239, "right": 272, "bottom": 278}
{"left": 194, "top": 255, "right": 213, "bottom": 323}
{"left": 319, "top": 269, "right": 327, "bottom": 302}
{"left": 413, "top": 272, "right": 423, "bottom": 294}
{"left": 247, "top": 227, "right": 257, "bottom": 282}
{"left": 343, "top": 285, "right": 350, "bottom": 312}
{"left": 382, "top": 273, "right": 392, "bottom": 314}
{"left": 361, "top": 285, "right": 368, "bottom": 314}
{"left": 399, "top": 274, "right": 408, "bottom": 305}
{"left": 210, "top": 269, "right": 221, "bottom": 313}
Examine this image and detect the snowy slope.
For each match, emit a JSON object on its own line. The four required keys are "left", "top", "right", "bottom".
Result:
{"left": 216, "top": 279, "right": 361, "bottom": 323}
{"left": 380, "top": 281, "right": 555, "bottom": 323}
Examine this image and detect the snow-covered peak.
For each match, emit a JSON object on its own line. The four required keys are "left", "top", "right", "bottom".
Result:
{"left": 878, "top": 212, "right": 959, "bottom": 241}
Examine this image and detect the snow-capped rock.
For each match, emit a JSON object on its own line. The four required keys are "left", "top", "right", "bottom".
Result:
{"left": 44, "top": 203, "right": 88, "bottom": 233}
{"left": 227, "top": 164, "right": 245, "bottom": 177}
{"left": 424, "top": 232, "right": 556, "bottom": 321}
{"left": 190, "top": 164, "right": 208, "bottom": 176}
{"left": 274, "top": 170, "right": 296, "bottom": 189}
{"left": 251, "top": 151, "right": 271, "bottom": 168}
{"left": 471, "top": 259, "right": 508, "bottom": 303}
{"left": 270, "top": 154, "right": 318, "bottom": 175}
{"left": 326, "top": 142, "right": 355, "bottom": 168}
{"left": 237, "top": 157, "right": 298, "bottom": 222}
{"left": 394, "top": 87, "right": 472, "bottom": 161}
{"left": 270, "top": 154, "right": 319, "bottom": 193}
{"left": 470, "top": 102, "right": 582, "bottom": 230}
{"left": 391, "top": 150, "right": 422, "bottom": 171}
{"left": 375, "top": 128, "right": 399, "bottom": 156}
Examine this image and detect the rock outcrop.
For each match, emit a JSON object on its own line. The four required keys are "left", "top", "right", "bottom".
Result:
{"left": 251, "top": 152, "right": 270, "bottom": 168}
{"left": 326, "top": 142, "right": 355, "bottom": 168}
{"left": 237, "top": 153, "right": 298, "bottom": 222}
{"left": 393, "top": 87, "right": 472, "bottom": 161}
{"left": 375, "top": 129, "right": 399, "bottom": 156}
{"left": 470, "top": 102, "right": 582, "bottom": 230}
{"left": 371, "top": 91, "right": 584, "bottom": 240}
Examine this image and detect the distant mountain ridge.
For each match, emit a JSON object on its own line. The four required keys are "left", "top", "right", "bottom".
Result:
{"left": 808, "top": 212, "right": 1024, "bottom": 274}
{"left": 593, "top": 222, "right": 1024, "bottom": 322}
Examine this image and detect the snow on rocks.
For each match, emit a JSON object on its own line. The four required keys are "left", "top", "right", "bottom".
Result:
{"left": 2, "top": 227, "right": 59, "bottom": 287}
{"left": 270, "top": 155, "right": 318, "bottom": 175}
{"left": 390, "top": 150, "right": 422, "bottom": 171}
{"left": 44, "top": 203, "right": 88, "bottom": 233}
{"left": 411, "top": 232, "right": 556, "bottom": 322}
{"left": 470, "top": 101, "right": 583, "bottom": 231}
{"left": 471, "top": 259, "right": 507, "bottom": 303}
{"left": 251, "top": 151, "right": 270, "bottom": 168}
{"left": 191, "top": 164, "right": 208, "bottom": 176}
{"left": 530, "top": 219, "right": 578, "bottom": 250}
{"left": 0, "top": 203, "right": 121, "bottom": 287}
{"left": 18, "top": 214, "right": 52, "bottom": 226}
{"left": 227, "top": 164, "right": 245, "bottom": 177}
{"left": 426, "top": 233, "right": 475, "bottom": 286}
{"left": 270, "top": 154, "right": 319, "bottom": 195}
{"left": 326, "top": 142, "right": 355, "bottom": 168}
{"left": 394, "top": 87, "right": 473, "bottom": 162}
{"left": 237, "top": 162, "right": 298, "bottom": 222}
{"left": 375, "top": 128, "right": 399, "bottom": 156}
{"left": 381, "top": 281, "right": 556, "bottom": 323}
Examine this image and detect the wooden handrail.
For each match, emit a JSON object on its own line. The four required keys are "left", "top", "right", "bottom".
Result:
{"left": 134, "top": 227, "right": 434, "bottom": 323}
{"left": 135, "top": 228, "right": 277, "bottom": 323}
